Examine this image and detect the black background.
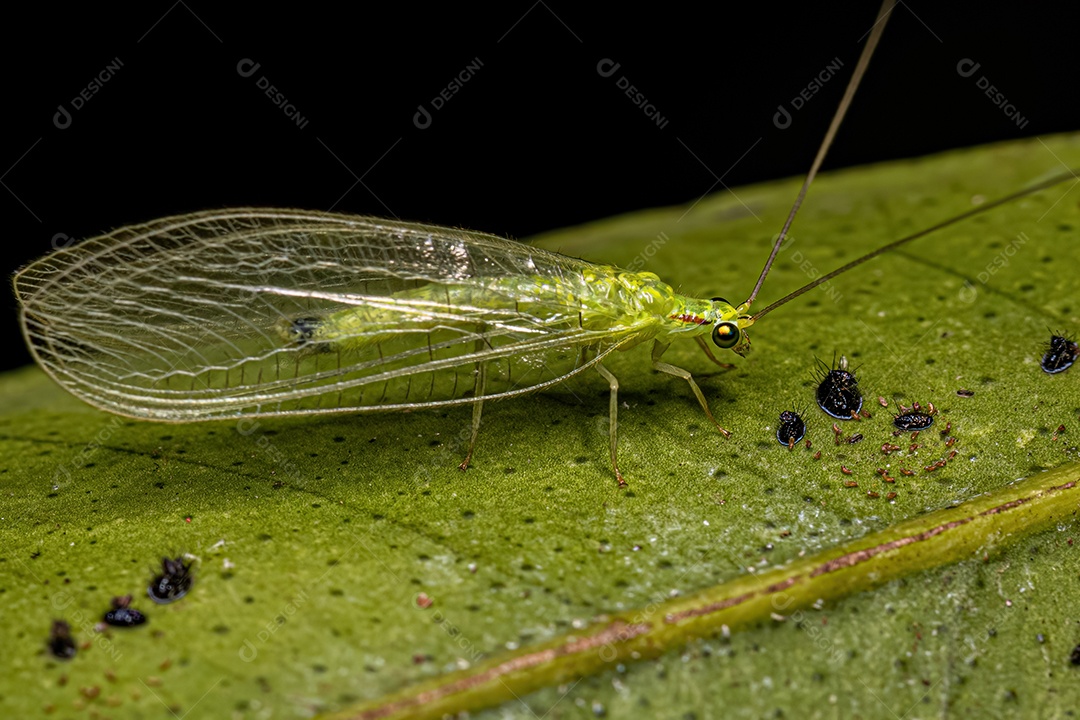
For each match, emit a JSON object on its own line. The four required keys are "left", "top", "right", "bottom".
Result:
{"left": 4, "top": 4, "right": 1078, "bottom": 373}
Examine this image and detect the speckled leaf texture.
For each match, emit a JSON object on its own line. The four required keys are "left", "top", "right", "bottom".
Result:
{"left": 3, "top": 134, "right": 1079, "bottom": 719}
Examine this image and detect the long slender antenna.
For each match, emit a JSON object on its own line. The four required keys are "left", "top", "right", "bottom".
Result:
{"left": 743, "top": 0, "right": 896, "bottom": 308}
{"left": 749, "top": 167, "right": 1080, "bottom": 321}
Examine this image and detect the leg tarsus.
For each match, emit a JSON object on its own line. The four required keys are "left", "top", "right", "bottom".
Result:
{"left": 459, "top": 395, "right": 483, "bottom": 471}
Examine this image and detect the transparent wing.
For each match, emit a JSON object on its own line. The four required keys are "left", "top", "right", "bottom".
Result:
{"left": 14, "top": 208, "right": 651, "bottom": 420}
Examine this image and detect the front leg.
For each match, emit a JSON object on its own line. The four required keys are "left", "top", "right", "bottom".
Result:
{"left": 652, "top": 341, "right": 731, "bottom": 438}
{"left": 694, "top": 335, "right": 737, "bottom": 370}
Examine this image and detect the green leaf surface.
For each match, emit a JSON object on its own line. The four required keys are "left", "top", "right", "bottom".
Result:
{"left": 3, "top": 134, "right": 1080, "bottom": 719}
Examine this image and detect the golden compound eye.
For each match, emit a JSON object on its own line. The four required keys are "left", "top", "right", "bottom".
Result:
{"left": 711, "top": 321, "right": 741, "bottom": 349}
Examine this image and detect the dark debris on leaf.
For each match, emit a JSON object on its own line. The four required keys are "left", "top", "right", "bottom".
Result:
{"left": 47, "top": 620, "right": 77, "bottom": 660}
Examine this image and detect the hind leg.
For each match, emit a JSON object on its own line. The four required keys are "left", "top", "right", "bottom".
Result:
{"left": 595, "top": 362, "right": 626, "bottom": 487}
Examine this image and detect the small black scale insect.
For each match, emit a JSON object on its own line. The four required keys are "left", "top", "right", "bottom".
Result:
{"left": 776, "top": 409, "right": 807, "bottom": 449}
{"left": 1041, "top": 334, "right": 1078, "bottom": 374}
{"left": 275, "top": 316, "right": 328, "bottom": 351}
{"left": 893, "top": 410, "right": 934, "bottom": 431}
{"left": 104, "top": 595, "right": 147, "bottom": 627}
{"left": 814, "top": 356, "right": 863, "bottom": 420}
{"left": 148, "top": 556, "right": 193, "bottom": 604}
{"left": 47, "top": 619, "right": 77, "bottom": 660}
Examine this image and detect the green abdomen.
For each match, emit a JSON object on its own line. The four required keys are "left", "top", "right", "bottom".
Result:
{"left": 264, "top": 268, "right": 682, "bottom": 408}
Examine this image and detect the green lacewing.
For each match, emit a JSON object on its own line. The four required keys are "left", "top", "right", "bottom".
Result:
{"left": 13, "top": 208, "right": 749, "bottom": 487}
{"left": 11, "top": 2, "right": 1076, "bottom": 485}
